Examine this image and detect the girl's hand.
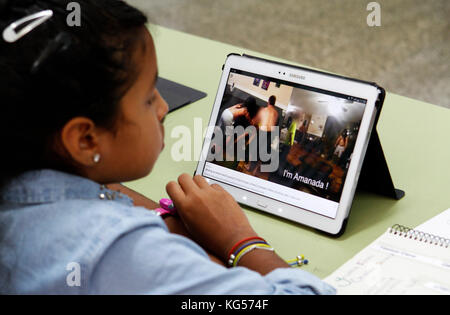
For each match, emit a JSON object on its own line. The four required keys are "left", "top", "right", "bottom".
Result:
{"left": 106, "top": 183, "right": 225, "bottom": 266}
{"left": 166, "top": 174, "right": 258, "bottom": 261}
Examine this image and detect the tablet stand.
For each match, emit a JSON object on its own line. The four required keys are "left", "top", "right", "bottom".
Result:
{"left": 356, "top": 81, "right": 405, "bottom": 201}
{"left": 226, "top": 54, "right": 405, "bottom": 236}
{"left": 357, "top": 130, "right": 405, "bottom": 200}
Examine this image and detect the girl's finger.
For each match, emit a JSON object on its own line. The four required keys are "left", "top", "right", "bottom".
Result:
{"left": 166, "top": 181, "right": 185, "bottom": 203}
{"left": 193, "top": 175, "right": 209, "bottom": 189}
{"left": 177, "top": 173, "right": 198, "bottom": 194}
{"left": 211, "top": 184, "right": 225, "bottom": 192}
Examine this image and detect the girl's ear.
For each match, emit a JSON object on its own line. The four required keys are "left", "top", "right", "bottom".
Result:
{"left": 60, "top": 117, "right": 101, "bottom": 167}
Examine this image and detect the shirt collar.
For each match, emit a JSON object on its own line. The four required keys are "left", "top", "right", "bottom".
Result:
{"left": 0, "top": 169, "right": 134, "bottom": 206}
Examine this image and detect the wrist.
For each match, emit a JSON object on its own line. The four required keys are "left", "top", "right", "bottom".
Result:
{"left": 235, "top": 247, "right": 288, "bottom": 275}
{"left": 225, "top": 236, "right": 270, "bottom": 267}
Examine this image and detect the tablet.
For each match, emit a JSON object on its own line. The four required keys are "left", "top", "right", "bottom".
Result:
{"left": 195, "top": 54, "right": 381, "bottom": 235}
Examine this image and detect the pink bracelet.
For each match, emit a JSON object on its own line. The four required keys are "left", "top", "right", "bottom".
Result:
{"left": 154, "top": 198, "right": 177, "bottom": 217}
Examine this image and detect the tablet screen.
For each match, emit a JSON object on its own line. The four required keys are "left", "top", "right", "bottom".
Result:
{"left": 201, "top": 69, "right": 367, "bottom": 219}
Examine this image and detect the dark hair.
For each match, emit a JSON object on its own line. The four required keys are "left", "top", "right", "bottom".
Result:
{"left": 0, "top": 0, "right": 148, "bottom": 187}
{"left": 342, "top": 129, "right": 348, "bottom": 138}
{"left": 243, "top": 96, "right": 258, "bottom": 119}
{"left": 268, "top": 95, "right": 276, "bottom": 106}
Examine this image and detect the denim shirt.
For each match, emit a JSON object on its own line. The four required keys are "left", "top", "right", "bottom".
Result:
{"left": 0, "top": 169, "right": 335, "bottom": 295}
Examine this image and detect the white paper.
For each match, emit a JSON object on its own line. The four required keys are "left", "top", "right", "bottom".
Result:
{"left": 324, "top": 218, "right": 450, "bottom": 295}
{"left": 416, "top": 209, "right": 450, "bottom": 238}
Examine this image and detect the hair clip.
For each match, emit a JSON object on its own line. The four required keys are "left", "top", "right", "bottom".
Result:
{"left": 2, "top": 9, "right": 53, "bottom": 43}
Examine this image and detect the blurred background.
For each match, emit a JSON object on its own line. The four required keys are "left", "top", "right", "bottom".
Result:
{"left": 126, "top": 0, "right": 450, "bottom": 109}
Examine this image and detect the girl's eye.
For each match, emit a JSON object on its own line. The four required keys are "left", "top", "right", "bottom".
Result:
{"left": 147, "top": 95, "right": 157, "bottom": 106}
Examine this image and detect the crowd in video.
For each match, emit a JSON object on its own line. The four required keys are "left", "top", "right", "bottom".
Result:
{"left": 207, "top": 70, "right": 366, "bottom": 203}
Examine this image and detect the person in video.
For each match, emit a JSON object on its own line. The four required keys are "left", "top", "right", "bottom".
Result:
{"left": 219, "top": 103, "right": 245, "bottom": 129}
{"left": 334, "top": 129, "right": 349, "bottom": 159}
{"left": 247, "top": 95, "right": 279, "bottom": 174}
{"left": 218, "top": 96, "right": 259, "bottom": 159}
{"left": 232, "top": 96, "right": 259, "bottom": 129}
{"left": 257, "top": 95, "right": 279, "bottom": 133}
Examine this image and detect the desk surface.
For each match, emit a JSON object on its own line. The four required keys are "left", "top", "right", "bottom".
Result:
{"left": 126, "top": 25, "right": 450, "bottom": 279}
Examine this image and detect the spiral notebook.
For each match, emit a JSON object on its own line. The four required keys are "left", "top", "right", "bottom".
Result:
{"left": 324, "top": 209, "right": 450, "bottom": 295}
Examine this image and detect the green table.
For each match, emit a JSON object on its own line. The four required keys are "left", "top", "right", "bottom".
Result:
{"left": 126, "top": 25, "right": 450, "bottom": 279}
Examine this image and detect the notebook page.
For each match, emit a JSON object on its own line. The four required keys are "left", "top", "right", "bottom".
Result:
{"left": 324, "top": 229, "right": 450, "bottom": 295}
{"left": 416, "top": 209, "right": 450, "bottom": 238}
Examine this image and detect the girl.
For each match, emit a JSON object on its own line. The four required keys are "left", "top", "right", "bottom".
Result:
{"left": 0, "top": 0, "right": 334, "bottom": 295}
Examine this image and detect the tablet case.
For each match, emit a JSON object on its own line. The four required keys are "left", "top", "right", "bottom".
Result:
{"left": 225, "top": 53, "right": 405, "bottom": 236}
{"left": 157, "top": 77, "right": 207, "bottom": 112}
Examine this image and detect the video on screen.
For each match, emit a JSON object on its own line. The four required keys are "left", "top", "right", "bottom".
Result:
{"left": 204, "top": 70, "right": 367, "bottom": 203}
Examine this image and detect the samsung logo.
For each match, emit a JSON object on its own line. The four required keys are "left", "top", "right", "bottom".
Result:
{"left": 289, "top": 73, "right": 306, "bottom": 80}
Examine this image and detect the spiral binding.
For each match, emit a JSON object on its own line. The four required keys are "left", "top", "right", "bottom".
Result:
{"left": 389, "top": 224, "right": 450, "bottom": 248}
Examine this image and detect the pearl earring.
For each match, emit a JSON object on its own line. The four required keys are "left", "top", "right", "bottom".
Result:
{"left": 93, "top": 153, "right": 101, "bottom": 164}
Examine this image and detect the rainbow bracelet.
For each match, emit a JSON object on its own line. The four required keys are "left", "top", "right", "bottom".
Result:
{"left": 229, "top": 243, "right": 275, "bottom": 267}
